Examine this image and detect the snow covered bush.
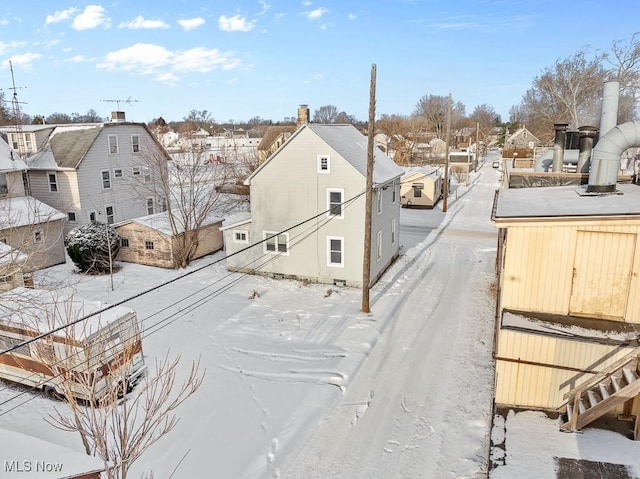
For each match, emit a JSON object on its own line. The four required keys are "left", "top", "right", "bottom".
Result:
{"left": 65, "top": 222, "right": 120, "bottom": 273}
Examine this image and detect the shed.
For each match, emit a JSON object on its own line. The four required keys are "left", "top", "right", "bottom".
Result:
{"left": 492, "top": 183, "right": 640, "bottom": 425}
{"left": 115, "top": 211, "right": 223, "bottom": 268}
{"left": 400, "top": 166, "right": 443, "bottom": 208}
{"left": 0, "top": 427, "right": 105, "bottom": 478}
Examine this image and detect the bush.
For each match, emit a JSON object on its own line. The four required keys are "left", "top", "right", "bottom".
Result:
{"left": 65, "top": 222, "right": 120, "bottom": 273}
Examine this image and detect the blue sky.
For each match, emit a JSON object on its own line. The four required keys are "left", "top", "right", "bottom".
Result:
{"left": 0, "top": 1, "right": 637, "bottom": 125}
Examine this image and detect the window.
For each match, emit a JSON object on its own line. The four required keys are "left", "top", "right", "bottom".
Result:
{"left": 145, "top": 240, "right": 154, "bottom": 250}
{"left": 376, "top": 230, "right": 382, "bottom": 261}
{"left": 121, "top": 238, "right": 130, "bottom": 247}
{"left": 392, "top": 182, "right": 397, "bottom": 203}
{"left": 68, "top": 212, "right": 77, "bottom": 222}
{"left": 264, "top": 231, "right": 288, "bottom": 254}
{"left": 105, "top": 205, "right": 114, "bottom": 225}
{"left": 161, "top": 197, "right": 167, "bottom": 212}
{"left": 147, "top": 198, "right": 154, "bottom": 215}
{"left": 101, "top": 170, "right": 111, "bottom": 189}
{"left": 143, "top": 167, "right": 151, "bottom": 183}
{"left": 317, "top": 155, "right": 330, "bottom": 173}
{"left": 412, "top": 183, "right": 424, "bottom": 198}
{"left": 113, "top": 168, "right": 123, "bottom": 178}
{"left": 327, "top": 236, "right": 344, "bottom": 267}
{"left": 22, "top": 171, "right": 30, "bottom": 196}
{"left": 34, "top": 230, "right": 42, "bottom": 243}
{"left": 233, "top": 231, "right": 249, "bottom": 243}
{"left": 132, "top": 167, "right": 142, "bottom": 177}
{"left": 48, "top": 172, "right": 58, "bottom": 193}
{"left": 131, "top": 135, "right": 140, "bottom": 153}
{"left": 327, "top": 189, "right": 344, "bottom": 218}
{"left": 391, "top": 219, "right": 397, "bottom": 246}
{"left": 9, "top": 133, "right": 18, "bottom": 151}
{"left": 89, "top": 211, "right": 97, "bottom": 222}
{"left": 376, "top": 189, "right": 382, "bottom": 214}
{"left": 108, "top": 134, "right": 119, "bottom": 154}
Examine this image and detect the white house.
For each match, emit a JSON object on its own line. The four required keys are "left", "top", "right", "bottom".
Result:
{"left": 22, "top": 113, "right": 170, "bottom": 234}
{"left": 221, "top": 123, "right": 404, "bottom": 287}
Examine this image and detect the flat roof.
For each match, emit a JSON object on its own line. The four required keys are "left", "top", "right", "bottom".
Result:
{"left": 493, "top": 183, "right": 640, "bottom": 220}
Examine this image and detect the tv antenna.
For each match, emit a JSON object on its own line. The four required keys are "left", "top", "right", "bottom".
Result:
{"left": 2, "top": 60, "right": 28, "bottom": 158}
{"left": 100, "top": 97, "right": 141, "bottom": 110}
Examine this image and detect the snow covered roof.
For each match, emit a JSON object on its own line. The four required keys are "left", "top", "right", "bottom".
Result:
{"left": 0, "top": 136, "right": 28, "bottom": 171}
{"left": 118, "top": 210, "right": 224, "bottom": 236}
{"left": 219, "top": 212, "right": 252, "bottom": 231}
{"left": 0, "top": 196, "right": 66, "bottom": 228}
{"left": 0, "top": 427, "right": 105, "bottom": 478}
{"left": 0, "top": 287, "right": 136, "bottom": 340}
{"left": 402, "top": 165, "right": 443, "bottom": 181}
{"left": 493, "top": 183, "right": 640, "bottom": 220}
{"left": 0, "top": 242, "right": 27, "bottom": 266}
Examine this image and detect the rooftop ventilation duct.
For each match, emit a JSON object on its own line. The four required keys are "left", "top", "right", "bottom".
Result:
{"left": 576, "top": 126, "right": 598, "bottom": 174}
{"left": 552, "top": 122, "right": 569, "bottom": 172}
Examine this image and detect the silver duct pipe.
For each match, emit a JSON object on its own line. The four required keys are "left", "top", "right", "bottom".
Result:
{"left": 576, "top": 125, "right": 598, "bottom": 174}
{"left": 552, "top": 122, "right": 568, "bottom": 172}
{"left": 586, "top": 120, "right": 640, "bottom": 192}
{"left": 599, "top": 81, "right": 620, "bottom": 137}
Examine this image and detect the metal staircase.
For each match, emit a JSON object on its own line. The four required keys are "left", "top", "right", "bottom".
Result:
{"left": 559, "top": 347, "right": 640, "bottom": 440}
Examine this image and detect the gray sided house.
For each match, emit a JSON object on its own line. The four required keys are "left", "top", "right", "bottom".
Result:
{"left": 115, "top": 211, "right": 224, "bottom": 269}
{"left": 24, "top": 117, "right": 170, "bottom": 235}
{"left": 0, "top": 196, "right": 66, "bottom": 272}
{"left": 222, "top": 123, "right": 404, "bottom": 287}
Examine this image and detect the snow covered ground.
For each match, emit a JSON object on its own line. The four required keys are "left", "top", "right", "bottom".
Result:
{"left": 2, "top": 153, "right": 640, "bottom": 478}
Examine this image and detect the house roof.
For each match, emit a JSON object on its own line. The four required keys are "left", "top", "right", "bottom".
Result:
{"left": 250, "top": 123, "right": 403, "bottom": 185}
{"left": 0, "top": 427, "right": 105, "bottom": 478}
{"left": 257, "top": 125, "right": 296, "bottom": 150}
{"left": 219, "top": 212, "right": 252, "bottom": 231}
{"left": 0, "top": 136, "right": 27, "bottom": 171}
{"left": 493, "top": 183, "right": 640, "bottom": 220}
{"left": 117, "top": 210, "right": 223, "bottom": 236}
{"left": 0, "top": 287, "right": 136, "bottom": 340}
{"left": 0, "top": 196, "right": 66, "bottom": 228}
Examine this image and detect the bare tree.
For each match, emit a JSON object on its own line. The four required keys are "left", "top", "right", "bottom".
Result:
{"left": 313, "top": 105, "right": 339, "bottom": 123}
{"left": 135, "top": 141, "right": 243, "bottom": 267}
{"left": 469, "top": 104, "right": 500, "bottom": 151}
{"left": 413, "top": 94, "right": 466, "bottom": 139}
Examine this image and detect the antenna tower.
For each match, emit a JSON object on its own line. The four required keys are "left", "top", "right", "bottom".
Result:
{"left": 6, "top": 60, "right": 27, "bottom": 157}
{"left": 100, "top": 97, "right": 141, "bottom": 111}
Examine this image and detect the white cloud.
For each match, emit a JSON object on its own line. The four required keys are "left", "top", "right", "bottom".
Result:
{"left": 302, "top": 1, "right": 312, "bottom": 6}
{"left": 45, "top": 7, "right": 77, "bottom": 25}
{"left": 8, "top": 52, "right": 42, "bottom": 68}
{"left": 307, "top": 7, "right": 329, "bottom": 20}
{"left": 304, "top": 73, "right": 323, "bottom": 83}
{"left": 258, "top": 1, "right": 271, "bottom": 15}
{"left": 118, "top": 15, "right": 169, "bottom": 30}
{"left": 98, "top": 43, "right": 241, "bottom": 83}
{"left": 218, "top": 14, "right": 255, "bottom": 32}
{"left": 348, "top": 13, "right": 357, "bottom": 20}
{"left": 177, "top": 17, "right": 205, "bottom": 31}
{"left": 72, "top": 5, "right": 111, "bottom": 31}
{"left": 0, "top": 41, "right": 27, "bottom": 54}
{"left": 65, "top": 55, "right": 91, "bottom": 63}
{"left": 0, "top": 20, "right": 9, "bottom": 26}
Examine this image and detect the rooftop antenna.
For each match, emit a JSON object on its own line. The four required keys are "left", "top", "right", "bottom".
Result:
{"left": 3, "top": 60, "right": 28, "bottom": 158}
{"left": 100, "top": 97, "right": 141, "bottom": 111}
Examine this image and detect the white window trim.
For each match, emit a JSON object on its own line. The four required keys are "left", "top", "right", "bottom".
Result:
{"left": 101, "top": 169, "right": 112, "bottom": 190}
{"left": 327, "top": 188, "right": 344, "bottom": 219}
{"left": 113, "top": 168, "right": 123, "bottom": 178}
{"left": 263, "top": 231, "right": 289, "bottom": 256}
{"left": 327, "top": 236, "right": 344, "bottom": 267}
{"left": 317, "top": 155, "right": 330, "bottom": 173}
{"left": 233, "top": 230, "right": 249, "bottom": 244}
{"left": 376, "top": 230, "right": 382, "bottom": 261}
{"left": 105, "top": 205, "right": 114, "bottom": 225}
{"left": 131, "top": 134, "right": 140, "bottom": 153}
{"left": 392, "top": 181, "right": 398, "bottom": 204}
{"left": 47, "top": 171, "right": 59, "bottom": 193}
{"left": 146, "top": 197, "right": 154, "bottom": 215}
{"left": 132, "top": 167, "right": 142, "bottom": 177}
{"left": 108, "top": 134, "right": 119, "bottom": 154}
{"left": 391, "top": 218, "right": 397, "bottom": 246}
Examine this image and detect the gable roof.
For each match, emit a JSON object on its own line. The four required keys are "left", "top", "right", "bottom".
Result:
{"left": 0, "top": 195, "right": 66, "bottom": 228}
{"left": 250, "top": 123, "right": 404, "bottom": 185}
{"left": 257, "top": 125, "right": 296, "bottom": 150}
{"left": 117, "top": 210, "right": 223, "bottom": 236}
{"left": 0, "top": 136, "right": 27, "bottom": 172}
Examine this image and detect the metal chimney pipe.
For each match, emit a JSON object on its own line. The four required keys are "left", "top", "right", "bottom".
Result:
{"left": 576, "top": 125, "right": 598, "bottom": 173}
{"left": 552, "top": 122, "right": 569, "bottom": 172}
{"left": 599, "top": 81, "right": 620, "bottom": 137}
{"left": 587, "top": 121, "right": 640, "bottom": 192}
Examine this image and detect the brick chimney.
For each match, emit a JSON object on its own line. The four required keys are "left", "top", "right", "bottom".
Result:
{"left": 297, "top": 104, "right": 310, "bottom": 127}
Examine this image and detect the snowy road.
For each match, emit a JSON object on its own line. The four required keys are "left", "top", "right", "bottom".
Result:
{"left": 279, "top": 160, "right": 500, "bottom": 478}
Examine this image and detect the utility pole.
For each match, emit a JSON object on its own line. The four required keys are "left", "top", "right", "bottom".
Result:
{"left": 442, "top": 93, "right": 452, "bottom": 213}
{"left": 476, "top": 121, "right": 480, "bottom": 172}
{"left": 361, "top": 64, "right": 376, "bottom": 314}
